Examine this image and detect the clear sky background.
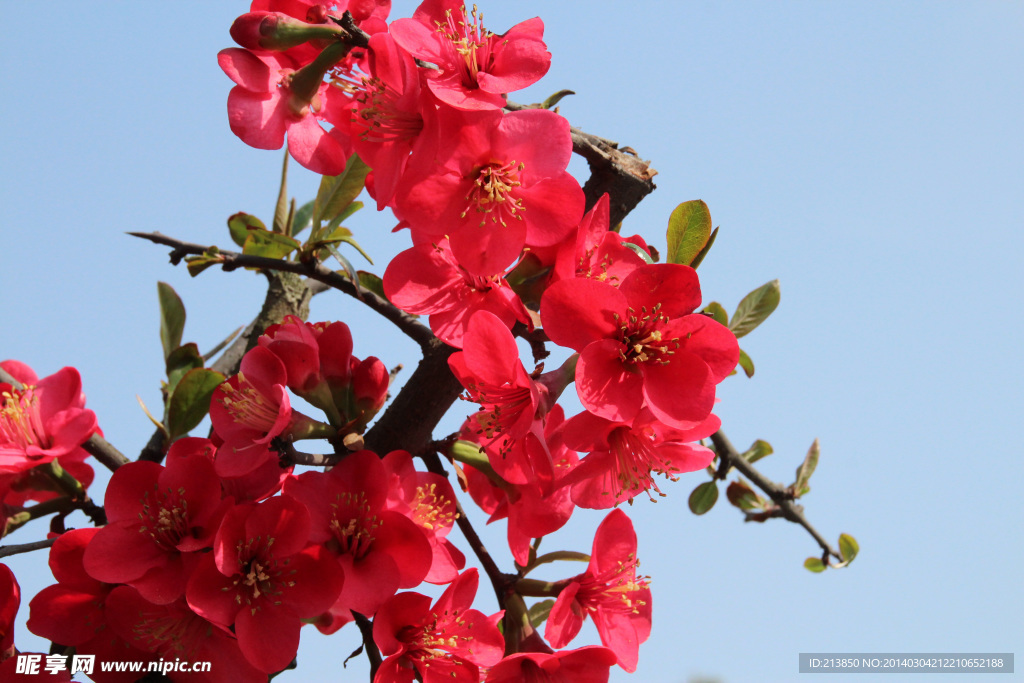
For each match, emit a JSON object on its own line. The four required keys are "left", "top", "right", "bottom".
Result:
{"left": 2, "top": 2, "right": 1022, "bottom": 682}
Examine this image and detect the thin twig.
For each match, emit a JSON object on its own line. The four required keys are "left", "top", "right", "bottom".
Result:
{"left": 350, "top": 611, "right": 382, "bottom": 677}
{"left": 0, "top": 537, "right": 56, "bottom": 559}
{"left": 710, "top": 430, "right": 842, "bottom": 561}
{"left": 128, "top": 231, "right": 436, "bottom": 350}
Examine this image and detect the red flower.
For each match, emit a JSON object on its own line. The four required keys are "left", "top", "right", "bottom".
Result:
{"left": 373, "top": 568, "right": 504, "bottom": 683}
{"left": 540, "top": 264, "right": 738, "bottom": 428}
{"left": 0, "top": 563, "right": 18, "bottom": 660}
{"left": 218, "top": 47, "right": 350, "bottom": 174}
{"left": 562, "top": 408, "right": 719, "bottom": 509}
{"left": 449, "top": 310, "right": 545, "bottom": 446}
{"left": 0, "top": 361, "right": 97, "bottom": 474}
{"left": 395, "top": 109, "right": 584, "bottom": 276}
{"left": 552, "top": 193, "right": 649, "bottom": 285}
{"left": 383, "top": 239, "right": 530, "bottom": 347}
{"left": 381, "top": 450, "right": 465, "bottom": 584}
{"left": 283, "top": 450, "right": 433, "bottom": 616}
{"left": 185, "top": 496, "right": 343, "bottom": 673}
{"left": 544, "top": 509, "right": 651, "bottom": 673}
{"left": 391, "top": 0, "right": 550, "bottom": 110}
{"left": 105, "top": 586, "right": 265, "bottom": 683}
{"left": 82, "top": 454, "right": 229, "bottom": 604}
{"left": 484, "top": 646, "right": 618, "bottom": 683}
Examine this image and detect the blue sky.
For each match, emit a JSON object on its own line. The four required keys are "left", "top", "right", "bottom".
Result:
{"left": 2, "top": 2, "right": 1022, "bottom": 682}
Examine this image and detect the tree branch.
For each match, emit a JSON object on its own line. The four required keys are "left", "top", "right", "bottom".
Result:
{"left": 128, "top": 231, "right": 436, "bottom": 350}
{"left": 0, "top": 537, "right": 56, "bottom": 560}
{"left": 710, "top": 429, "right": 842, "bottom": 561}
{"left": 351, "top": 611, "right": 382, "bottom": 678}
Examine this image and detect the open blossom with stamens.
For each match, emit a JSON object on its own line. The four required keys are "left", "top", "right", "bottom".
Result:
{"left": 395, "top": 108, "right": 584, "bottom": 276}
{"left": 185, "top": 495, "right": 343, "bottom": 674}
{"left": 390, "top": 0, "right": 550, "bottom": 111}
{"left": 449, "top": 310, "right": 545, "bottom": 446}
{"left": 105, "top": 586, "right": 265, "bottom": 683}
{"left": 283, "top": 450, "right": 433, "bottom": 618}
{"left": 373, "top": 568, "right": 504, "bottom": 683}
{"left": 540, "top": 264, "right": 739, "bottom": 428}
{"left": 562, "top": 408, "right": 720, "bottom": 509}
{"left": 544, "top": 509, "right": 651, "bottom": 673}
{"left": 0, "top": 361, "right": 98, "bottom": 474}
{"left": 82, "top": 454, "right": 230, "bottom": 604}
{"left": 383, "top": 238, "right": 530, "bottom": 347}
{"left": 381, "top": 450, "right": 465, "bottom": 584}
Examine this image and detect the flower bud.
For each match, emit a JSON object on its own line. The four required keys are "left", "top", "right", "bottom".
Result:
{"left": 230, "top": 11, "right": 343, "bottom": 51}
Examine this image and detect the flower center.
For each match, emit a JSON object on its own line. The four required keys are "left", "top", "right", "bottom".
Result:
{"left": 411, "top": 483, "right": 457, "bottom": 532}
{"left": 138, "top": 488, "right": 190, "bottom": 550}
{"left": 435, "top": 4, "right": 495, "bottom": 87}
{"left": 462, "top": 160, "right": 526, "bottom": 227}
{"left": 578, "top": 554, "right": 650, "bottom": 617}
{"left": 218, "top": 374, "right": 281, "bottom": 433}
{"left": 329, "top": 491, "right": 380, "bottom": 559}
{"left": 607, "top": 426, "right": 681, "bottom": 502}
{"left": 615, "top": 304, "right": 678, "bottom": 365}
{"left": 352, "top": 76, "right": 424, "bottom": 143}
{"left": 0, "top": 386, "right": 46, "bottom": 451}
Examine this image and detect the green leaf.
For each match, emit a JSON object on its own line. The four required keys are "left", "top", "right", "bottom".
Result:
{"left": 227, "top": 212, "right": 267, "bottom": 247}
{"left": 703, "top": 302, "right": 728, "bottom": 327}
{"left": 541, "top": 89, "right": 575, "bottom": 110}
{"left": 804, "top": 557, "right": 826, "bottom": 573}
{"left": 320, "top": 226, "right": 373, "bottom": 265}
{"left": 688, "top": 481, "right": 718, "bottom": 515}
{"left": 165, "top": 343, "right": 203, "bottom": 396}
{"left": 273, "top": 149, "right": 289, "bottom": 234}
{"left": 737, "top": 348, "right": 755, "bottom": 378}
{"left": 291, "top": 199, "right": 316, "bottom": 238}
{"left": 726, "top": 479, "right": 761, "bottom": 510}
{"left": 689, "top": 225, "right": 719, "bottom": 269}
{"left": 729, "top": 280, "right": 781, "bottom": 338}
{"left": 166, "top": 368, "right": 224, "bottom": 441}
{"left": 357, "top": 271, "right": 386, "bottom": 300}
{"left": 157, "top": 282, "right": 186, "bottom": 361}
{"left": 741, "top": 439, "right": 773, "bottom": 464}
{"left": 314, "top": 154, "right": 370, "bottom": 228}
{"left": 527, "top": 599, "right": 556, "bottom": 627}
{"left": 185, "top": 253, "right": 222, "bottom": 277}
{"left": 838, "top": 533, "right": 859, "bottom": 563}
{"left": 794, "top": 438, "right": 821, "bottom": 493}
{"left": 243, "top": 230, "right": 300, "bottom": 261}
{"left": 623, "top": 241, "right": 655, "bottom": 265}
{"left": 666, "top": 199, "right": 712, "bottom": 267}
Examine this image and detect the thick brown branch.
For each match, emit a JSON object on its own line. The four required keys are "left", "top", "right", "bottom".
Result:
{"left": 128, "top": 231, "right": 435, "bottom": 350}
{"left": 711, "top": 430, "right": 842, "bottom": 561}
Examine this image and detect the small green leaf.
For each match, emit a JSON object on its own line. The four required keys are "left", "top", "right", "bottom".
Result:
{"left": 838, "top": 533, "right": 859, "bottom": 563}
{"left": 291, "top": 199, "right": 316, "bottom": 238}
{"left": 166, "top": 368, "right": 224, "bottom": 441}
{"left": 165, "top": 343, "right": 203, "bottom": 396}
{"left": 623, "top": 241, "right": 655, "bottom": 265}
{"left": 314, "top": 154, "right": 370, "bottom": 228}
{"left": 726, "top": 479, "right": 761, "bottom": 510}
{"left": 540, "top": 89, "right": 575, "bottom": 110}
{"left": 227, "top": 212, "right": 267, "bottom": 247}
{"left": 157, "top": 282, "right": 186, "bottom": 361}
{"left": 688, "top": 481, "right": 719, "bottom": 515}
{"left": 689, "top": 226, "right": 718, "bottom": 269}
{"left": 794, "top": 438, "right": 820, "bottom": 493}
{"left": 666, "top": 199, "right": 712, "bottom": 267}
{"left": 741, "top": 439, "right": 773, "bottom": 464}
{"left": 804, "top": 557, "right": 826, "bottom": 573}
{"left": 243, "top": 230, "right": 300, "bottom": 260}
{"left": 703, "top": 302, "right": 728, "bottom": 327}
{"left": 357, "top": 271, "right": 386, "bottom": 300}
{"left": 729, "top": 280, "right": 781, "bottom": 338}
{"left": 737, "top": 348, "right": 755, "bottom": 378}
{"left": 185, "top": 253, "right": 222, "bottom": 277}
{"left": 273, "top": 149, "right": 290, "bottom": 234}
{"left": 527, "top": 599, "right": 555, "bottom": 627}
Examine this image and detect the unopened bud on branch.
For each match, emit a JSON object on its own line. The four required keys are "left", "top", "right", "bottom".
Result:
{"left": 230, "top": 11, "right": 344, "bottom": 51}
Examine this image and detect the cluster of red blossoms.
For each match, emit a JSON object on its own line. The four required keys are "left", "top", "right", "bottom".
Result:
{"left": 2, "top": 0, "right": 742, "bottom": 681}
